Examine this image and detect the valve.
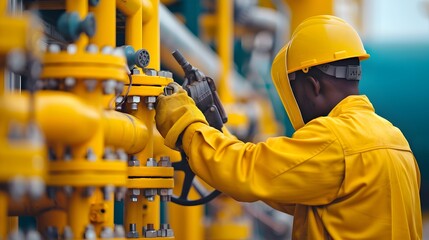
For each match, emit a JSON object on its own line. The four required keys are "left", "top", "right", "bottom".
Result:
{"left": 121, "top": 45, "right": 150, "bottom": 70}
{"left": 57, "top": 12, "right": 96, "bottom": 42}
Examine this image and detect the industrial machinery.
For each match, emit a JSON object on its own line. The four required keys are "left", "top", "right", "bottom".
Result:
{"left": 2, "top": 0, "right": 427, "bottom": 239}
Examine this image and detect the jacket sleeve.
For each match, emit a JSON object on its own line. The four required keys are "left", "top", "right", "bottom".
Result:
{"left": 181, "top": 119, "right": 345, "bottom": 205}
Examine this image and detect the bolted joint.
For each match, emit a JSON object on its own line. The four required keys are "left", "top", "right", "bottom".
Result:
{"left": 144, "top": 68, "right": 157, "bottom": 76}
{"left": 127, "top": 223, "right": 139, "bottom": 238}
{"left": 85, "top": 148, "right": 97, "bottom": 161}
{"left": 102, "top": 185, "right": 115, "bottom": 201}
{"left": 114, "top": 225, "right": 125, "bottom": 238}
{"left": 84, "top": 79, "right": 98, "bottom": 92}
{"left": 127, "top": 96, "right": 141, "bottom": 110}
{"left": 102, "top": 79, "right": 117, "bottom": 95}
{"left": 100, "top": 226, "right": 114, "bottom": 238}
{"left": 62, "top": 226, "right": 73, "bottom": 240}
{"left": 157, "top": 223, "right": 174, "bottom": 237}
{"left": 144, "top": 188, "right": 157, "bottom": 201}
{"left": 83, "top": 224, "right": 96, "bottom": 240}
{"left": 145, "top": 96, "right": 157, "bottom": 110}
{"left": 128, "top": 156, "right": 140, "bottom": 167}
{"left": 157, "top": 156, "right": 172, "bottom": 167}
{"left": 103, "top": 147, "right": 116, "bottom": 161}
{"left": 129, "top": 188, "right": 141, "bottom": 202}
{"left": 143, "top": 224, "right": 157, "bottom": 238}
{"left": 158, "top": 188, "right": 173, "bottom": 202}
{"left": 64, "top": 77, "right": 76, "bottom": 90}
{"left": 116, "top": 149, "right": 128, "bottom": 162}
{"left": 146, "top": 157, "right": 157, "bottom": 167}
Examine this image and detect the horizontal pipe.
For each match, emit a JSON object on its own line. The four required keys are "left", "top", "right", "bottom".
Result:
{"left": 1, "top": 91, "right": 100, "bottom": 145}
{"left": 103, "top": 110, "right": 148, "bottom": 154}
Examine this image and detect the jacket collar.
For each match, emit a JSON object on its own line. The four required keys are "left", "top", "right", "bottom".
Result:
{"left": 328, "top": 95, "right": 374, "bottom": 117}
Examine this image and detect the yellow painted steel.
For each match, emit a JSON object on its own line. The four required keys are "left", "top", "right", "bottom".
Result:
{"left": 7, "top": 217, "right": 18, "bottom": 233}
{"left": 0, "top": 191, "right": 7, "bottom": 239}
{"left": 103, "top": 110, "right": 149, "bottom": 154}
{"left": 89, "top": 0, "right": 116, "bottom": 47}
{"left": 168, "top": 172, "right": 205, "bottom": 240}
{"left": 42, "top": 52, "right": 127, "bottom": 82}
{"left": 66, "top": 0, "right": 88, "bottom": 50}
{"left": 206, "top": 197, "right": 252, "bottom": 240}
{"left": 284, "top": 0, "right": 334, "bottom": 33}
{"left": 127, "top": 178, "right": 174, "bottom": 189}
{"left": 36, "top": 209, "right": 67, "bottom": 236}
{"left": 128, "top": 166, "right": 174, "bottom": 177}
{"left": 68, "top": 187, "right": 92, "bottom": 238}
{"left": 1, "top": 92, "right": 100, "bottom": 145}
{"left": 217, "top": 0, "right": 235, "bottom": 104}
{"left": 142, "top": 0, "right": 160, "bottom": 70}
{"left": 48, "top": 161, "right": 127, "bottom": 186}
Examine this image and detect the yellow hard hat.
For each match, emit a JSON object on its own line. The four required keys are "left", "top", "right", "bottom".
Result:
{"left": 271, "top": 15, "right": 370, "bottom": 130}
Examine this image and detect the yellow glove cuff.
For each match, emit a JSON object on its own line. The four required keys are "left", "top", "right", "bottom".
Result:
{"left": 156, "top": 88, "right": 208, "bottom": 149}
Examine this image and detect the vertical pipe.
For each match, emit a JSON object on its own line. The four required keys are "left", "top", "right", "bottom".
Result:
{"left": 142, "top": 197, "right": 160, "bottom": 230}
{"left": 0, "top": 0, "right": 6, "bottom": 15}
{"left": 66, "top": 0, "right": 88, "bottom": 50}
{"left": 7, "top": 217, "right": 18, "bottom": 233}
{"left": 37, "top": 209, "right": 67, "bottom": 236}
{"left": 0, "top": 191, "right": 7, "bottom": 239}
{"left": 142, "top": 0, "right": 159, "bottom": 70}
{"left": 217, "top": 0, "right": 234, "bottom": 103}
{"left": 0, "top": 68, "right": 5, "bottom": 94}
{"left": 283, "top": 0, "right": 333, "bottom": 33}
{"left": 68, "top": 188, "right": 92, "bottom": 238}
{"left": 124, "top": 193, "right": 143, "bottom": 237}
{"left": 125, "top": 5, "right": 142, "bottom": 50}
{"left": 89, "top": 0, "right": 115, "bottom": 47}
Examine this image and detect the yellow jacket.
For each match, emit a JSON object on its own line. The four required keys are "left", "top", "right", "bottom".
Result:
{"left": 181, "top": 95, "right": 422, "bottom": 239}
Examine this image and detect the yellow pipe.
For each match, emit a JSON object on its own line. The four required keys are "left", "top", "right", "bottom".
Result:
{"left": 0, "top": 191, "right": 7, "bottom": 239}
{"left": 66, "top": 0, "right": 88, "bottom": 50}
{"left": 103, "top": 110, "right": 149, "bottom": 154}
{"left": 125, "top": 3, "right": 142, "bottom": 50}
{"left": 7, "top": 217, "right": 18, "bottom": 233}
{"left": 1, "top": 68, "right": 4, "bottom": 94}
{"left": 0, "top": 0, "right": 6, "bottom": 15}
{"left": 284, "top": 0, "right": 333, "bottom": 33}
{"left": 116, "top": 0, "right": 153, "bottom": 23}
{"left": 89, "top": 0, "right": 116, "bottom": 47}
{"left": 124, "top": 192, "right": 143, "bottom": 236}
{"left": 217, "top": 0, "right": 234, "bottom": 104}
{"left": 1, "top": 92, "right": 100, "bottom": 145}
{"left": 68, "top": 187, "right": 92, "bottom": 238}
{"left": 37, "top": 209, "right": 67, "bottom": 236}
{"left": 142, "top": 0, "right": 159, "bottom": 70}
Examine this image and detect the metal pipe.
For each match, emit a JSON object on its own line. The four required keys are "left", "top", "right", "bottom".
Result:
{"left": 116, "top": 0, "right": 153, "bottom": 23}
{"left": 217, "top": 0, "right": 234, "bottom": 103}
{"left": 66, "top": 0, "right": 88, "bottom": 50}
{"left": 0, "top": 191, "right": 7, "bottom": 239}
{"left": 142, "top": 0, "right": 159, "bottom": 70}
{"left": 103, "top": 110, "right": 148, "bottom": 154}
{"left": 159, "top": 4, "right": 221, "bottom": 80}
{"left": 90, "top": 0, "right": 115, "bottom": 47}
{"left": 159, "top": 4, "right": 253, "bottom": 98}
{"left": 2, "top": 92, "right": 100, "bottom": 145}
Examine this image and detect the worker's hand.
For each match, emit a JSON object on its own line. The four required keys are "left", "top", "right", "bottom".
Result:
{"left": 155, "top": 82, "right": 208, "bottom": 149}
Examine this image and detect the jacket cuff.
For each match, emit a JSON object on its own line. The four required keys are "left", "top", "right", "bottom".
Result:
{"left": 182, "top": 122, "right": 208, "bottom": 154}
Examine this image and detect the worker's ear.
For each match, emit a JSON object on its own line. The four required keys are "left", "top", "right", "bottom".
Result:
{"left": 306, "top": 76, "right": 321, "bottom": 96}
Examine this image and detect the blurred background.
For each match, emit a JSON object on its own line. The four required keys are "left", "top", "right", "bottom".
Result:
{"left": 1, "top": 0, "right": 428, "bottom": 239}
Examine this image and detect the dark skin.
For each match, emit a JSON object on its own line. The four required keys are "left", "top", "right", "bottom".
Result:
{"left": 290, "top": 69, "right": 360, "bottom": 123}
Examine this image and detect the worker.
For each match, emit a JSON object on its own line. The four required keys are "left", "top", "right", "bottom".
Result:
{"left": 155, "top": 15, "right": 422, "bottom": 239}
